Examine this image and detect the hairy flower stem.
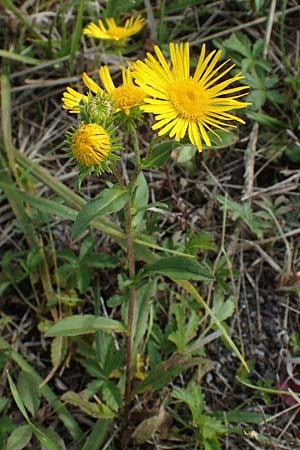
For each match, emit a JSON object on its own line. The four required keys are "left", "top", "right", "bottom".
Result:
{"left": 124, "top": 200, "right": 136, "bottom": 417}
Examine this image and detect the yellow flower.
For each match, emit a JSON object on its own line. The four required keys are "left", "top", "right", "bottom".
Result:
{"left": 62, "top": 87, "right": 88, "bottom": 113}
{"left": 132, "top": 42, "right": 250, "bottom": 151}
{"left": 62, "top": 67, "right": 145, "bottom": 115}
{"left": 83, "top": 16, "right": 144, "bottom": 42}
{"left": 71, "top": 123, "right": 110, "bottom": 167}
{"left": 98, "top": 66, "right": 145, "bottom": 114}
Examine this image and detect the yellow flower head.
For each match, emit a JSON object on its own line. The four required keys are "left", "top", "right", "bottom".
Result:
{"left": 99, "top": 66, "right": 145, "bottom": 114}
{"left": 132, "top": 42, "right": 250, "bottom": 151}
{"left": 62, "top": 67, "right": 145, "bottom": 115}
{"left": 83, "top": 16, "right": 144, "bottom": 42}
{"left": 71, "top": 123, "right": 110, "bottom": 167}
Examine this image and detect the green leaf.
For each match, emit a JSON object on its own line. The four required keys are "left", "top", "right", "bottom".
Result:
{"left": 186, "top": 231, "right": 216, "bottom": 253}
{"left": 45, "top": 315, "right": 126, "bottom": 337}
{"left": 84, "top": 254, "right": 118, "bottom": 268}
{"left": 6, "top": 425, "right": 32, "bottom": 450}
{"left": 285, "top": 144, "right": 300, "bottom": 163}
{"left": 177, "top": 145, "right": 196, "bottom": 164}
{"left": 132, "top": 172, "right": 149, "bottom": 230}
{"left": 132, "top": 356, "right": 202, "bottom": 395}
{"left": 132, "top": 406, "right": 167, "bottom": 444}
{"left": 0, "top": 50, "right": 46, "bottom": 65}
{"left": 132, "top": 280, "right": 157, "bottom": 354}
{"left": 17, "top": 371, "right": 40, "bottom": 417}
{"left": 203, "top": 437, "right": 222, "bottom": 450}
{"left": 0, "top": 185, "right": 77, "bottom": 222}
{"left": 172, "top": 381, "right": 205, "bottom": 426}
{"left": 217, "top": 196, "right": 265, "bottom": 239}
{"left": 69, "top": 0, "right": 84, "bottom": 67}
{"left": 0, "top": 396, "right": 9, "bottom": 413}
{"left": 61, "top": 391, "right": 115, "bottom": 419}
{"left": 0, "top": 416, "right": 16, "bottom": 434}
{"left": 142, "top": 141, "right": 177, "bottom": 169}
{"left": 9, "top": 350, "right": 83, "bottom": 441}
{"left": 213, "top": 410, "right": 272, "bottom": 423}
{"left": 101, "top": 380, "right": 122, "bottom": 411}
{"left": 82, "top": 420, "right": 112, "bottom": 450}
{"left": 201, "top": 416, "right": 227, "bottom": 439}
{"left": 246, "top": 111, "right": 287, "bottom": 129}
{"left": 222, "top": 32, "right": 252, "bottom": 58}
{"left": 144, "top": 256, "right": 215, "bottom": 281}
{"left": 76, "top": 266, "right": 90, "bottom": 293}
{"left": 208, "top": 130, "right": 238, "bottom": 149}
{"left": 7, "top": 373, "right": 59, "bottom": 450}
{"left": 72, "top": 185, "right": 130, "bottom": 239}
{"left": 168, "top": 304, "right": 200, "bottom": 352}
{"left": 247, "top": 89, "right": 266, "bottom": 110}
{"left": 51, "top": 336, "right": 67, "bottom": 368}
{"left": 212, "top": 295, "right": 235, "bottom": 323}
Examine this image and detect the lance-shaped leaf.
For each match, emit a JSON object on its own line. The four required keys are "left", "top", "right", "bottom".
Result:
{"left": 142, "top": 141, "right": 178, "bottom": 169}
{"left": 144, "top": 256, "right": 215, "bottom": 281}
{"left": 72, "top": 185, "right": 130, "bottom": 239}
{"left": 45, "top": 315, "right": 126, "bottom": 337}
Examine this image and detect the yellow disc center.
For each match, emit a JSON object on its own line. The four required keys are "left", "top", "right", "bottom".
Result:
{"left": 169, "top": 79, "right": 210, "bottom": 121}
{"left": 107, "top": 27, "right": 128, "bottom": 40}
{"left": 111, "top": 86, "right": 144, "bottom": 111}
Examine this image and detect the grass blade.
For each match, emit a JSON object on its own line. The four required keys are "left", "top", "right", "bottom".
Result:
{"left": 7, "top": 373, "right": 59, "bottom": 450}
{"left": 0, "top": 50, "right": 46, "bottom": 65}
{"left": 69, "top": 0, "right": 84, "bottom": 68}
{"left": 11, "top": 350, "right": 83, "bottom": 442}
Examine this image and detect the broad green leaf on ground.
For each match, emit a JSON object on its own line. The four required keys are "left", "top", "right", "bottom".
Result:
{"left": 72, "top": 185, "right": 130, "bottom": 239}
{"left": 144, "top": 256, "right": 215, "bottom": 281}
{"left": 45, "top": 315, "right": 126, "bottom": 337}
{"left": 5, "top": 425, "right": 32, "bottom": 450}
{"left": 17, "top": 371, "right": 40, "bottom": 417}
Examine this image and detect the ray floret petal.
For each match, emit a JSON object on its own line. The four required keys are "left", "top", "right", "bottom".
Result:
{"left": 132, "top": 42, "right": 250, "bottom": 151}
